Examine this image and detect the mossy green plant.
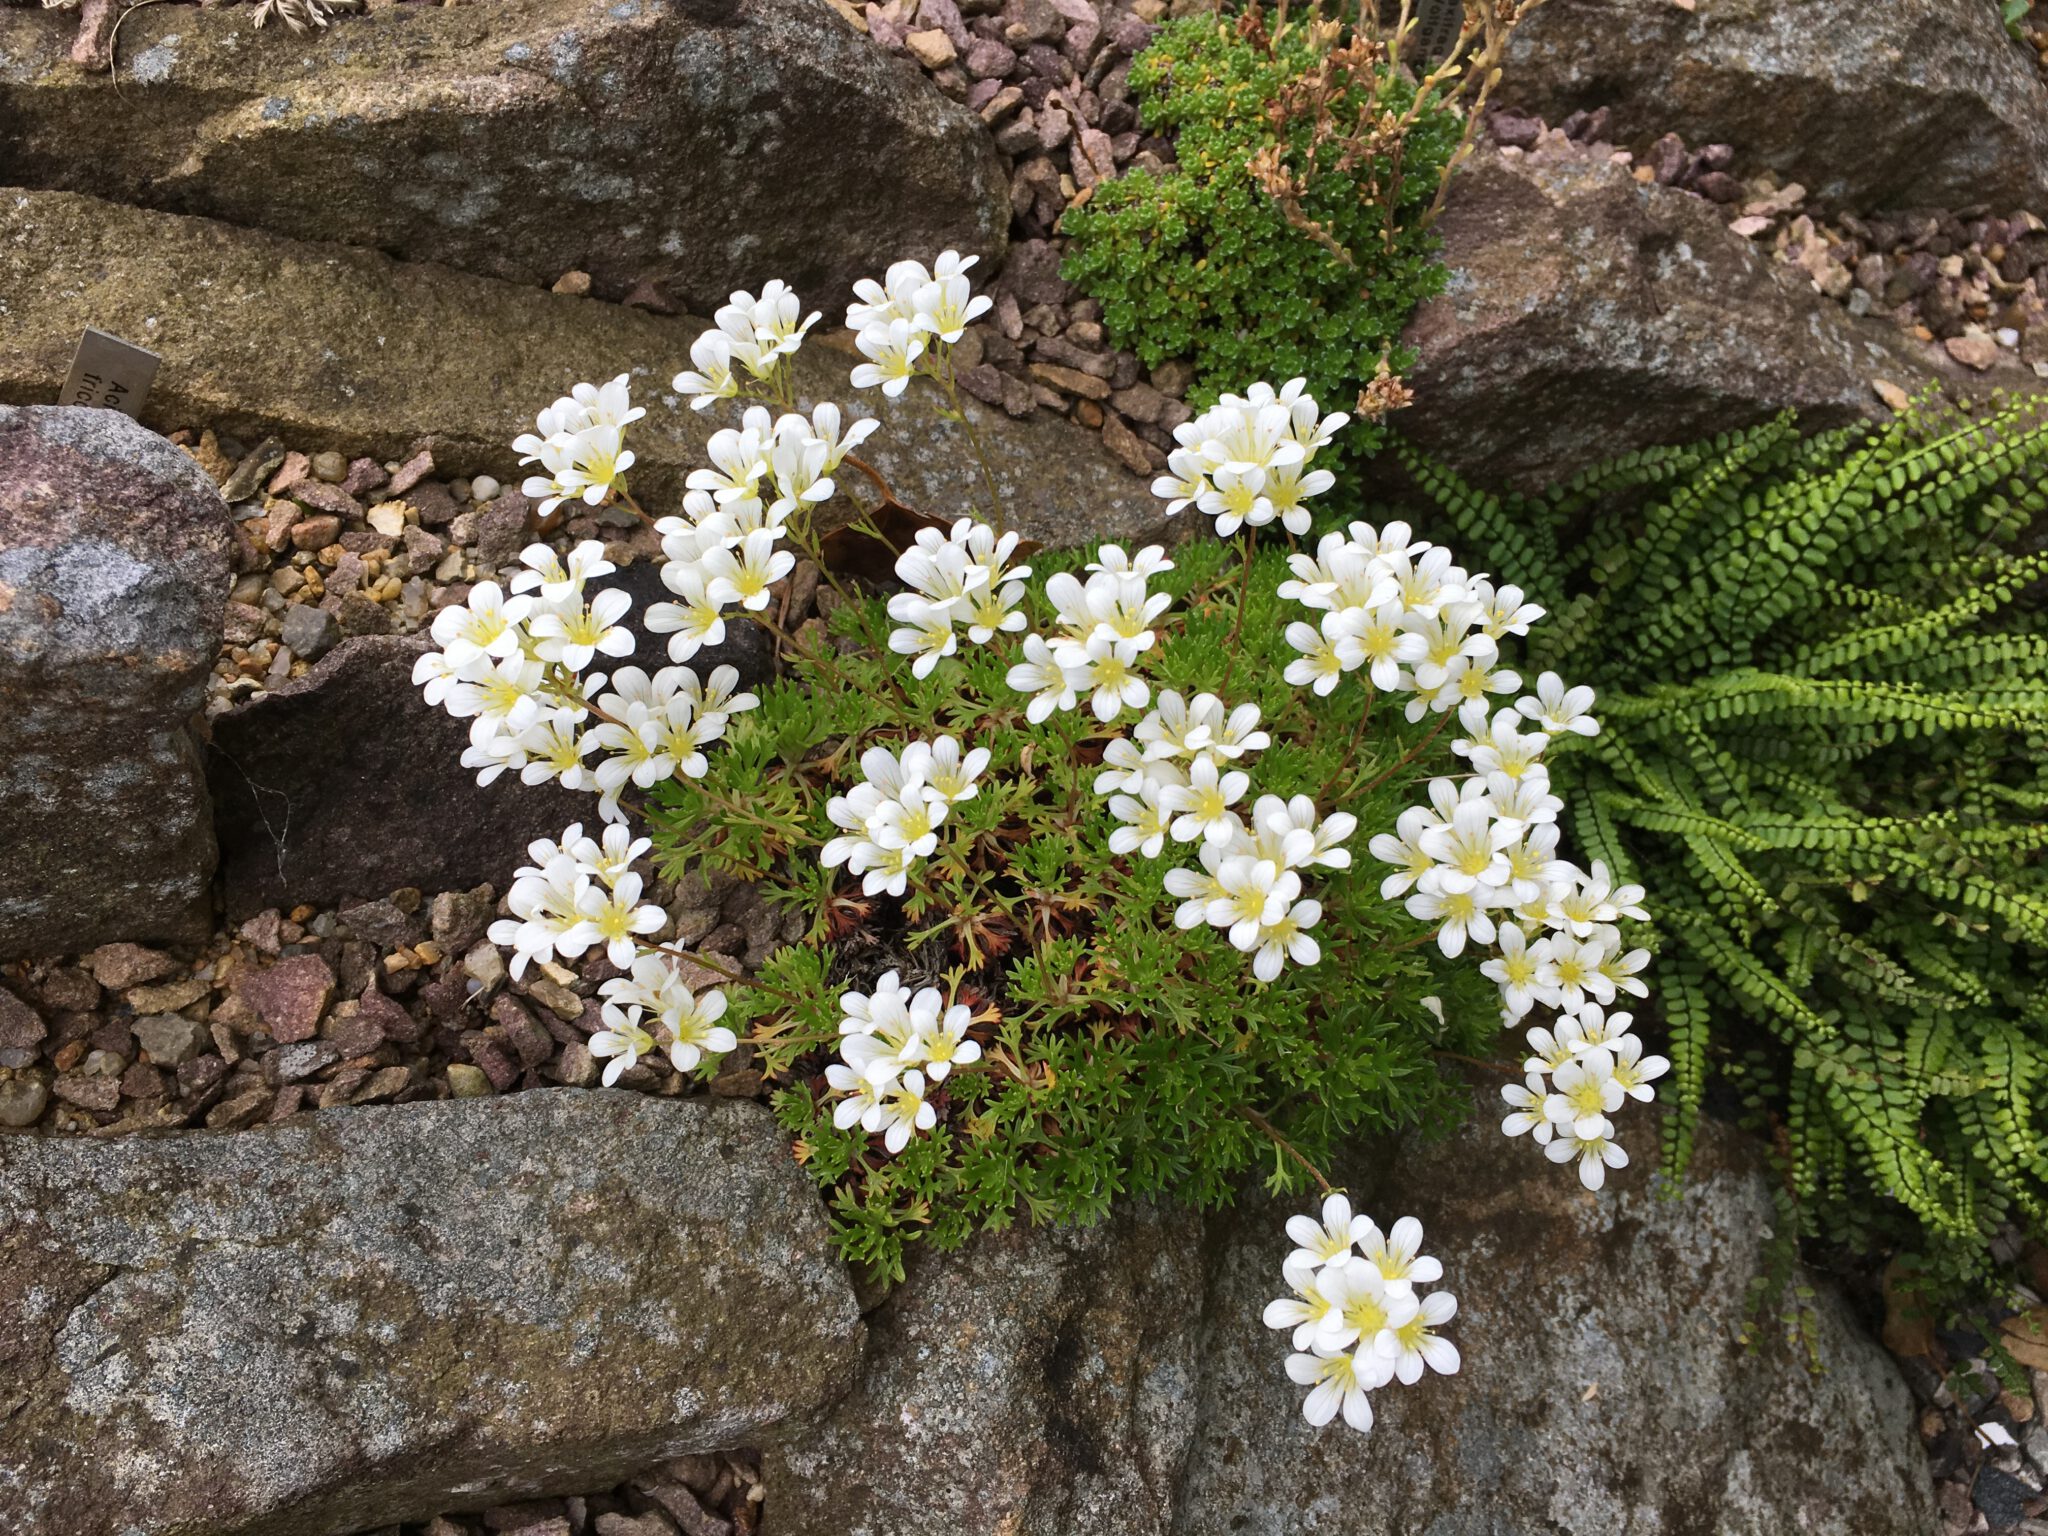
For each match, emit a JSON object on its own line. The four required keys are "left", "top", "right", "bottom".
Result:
{"left": 1061, "top": 13, "right": 1459, "bottom": 430}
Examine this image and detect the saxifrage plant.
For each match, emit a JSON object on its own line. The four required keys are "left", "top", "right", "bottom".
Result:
{"left": 411, "top": 252, "right": 1659, "bottom": 1435}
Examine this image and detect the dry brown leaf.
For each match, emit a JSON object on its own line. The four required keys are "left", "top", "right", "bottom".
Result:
{"left": 816, "top": 501, "right": 960, "bottom": 585}
{"left": 1881, "top": 1259, "right": 1936, "bottom": 1358}
{"left": 1999, "top": 1306, "right": 2048, "bottom": 1372}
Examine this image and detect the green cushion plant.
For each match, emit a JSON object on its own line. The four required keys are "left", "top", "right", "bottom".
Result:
{"left": 1060, "top": 9, "right": 1460, "bottom": 430}
{"left": 411, "top": 250, "right": 1666, "bottom": 1435}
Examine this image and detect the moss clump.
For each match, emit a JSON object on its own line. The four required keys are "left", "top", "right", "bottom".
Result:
{"left": 1062, "top": 15, "right": 1458, "bottom": 432}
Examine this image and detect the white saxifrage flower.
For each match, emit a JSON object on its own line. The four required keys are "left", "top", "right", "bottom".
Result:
{"left": 1268, "top": 1201, "right": 1457, "bottom": 1434}
{"left": 1150, "top": 379, "right": 1348, "bottom": 538}
{"left": 823, "top": 971, "right": 984, "bottom": 1154}
{"left": 820, "top": 739, "right": 981, "bottom": 899}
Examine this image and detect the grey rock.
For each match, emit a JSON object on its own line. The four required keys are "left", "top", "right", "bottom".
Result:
{"left": 218, "top": 436, "right": 286, "bottom": 503}
{"left": 0, "top": 1091, "right": 862, "bottom": 1535}
{"left": 1172, "top": 1114, "right": 1935, "bottom": 1536}
{"left": 1500, "top": 0, "right": 2048, "bottom": 212}
{"left": 765, "top": 1201, "right": 1205, "bottom": 1536}
{"left": 0, "top": 0, "right": 1006, "bottom": 316}
{"left": 0, "top": 1073, "right": 49, "bottom": 1127}
{"left": 766, "top": 1114, "right": 1933, "bottom": 1536}
{"left": 429, "top": 888, "right": 494, "bottom": 955}
{"left": 207, "top": 635, "right": 586, "bottom": 918}
{"left": 131, "top": 1013, "right": 206, "bottom": 1067}
{"left": 336, "top": 896, "right": 420, "bottom": 949}
{"left": 278, "top": 601, "right": 340, "bottom": 663}
{"left": 1400, "top": 153, "right": 2038, "bottom": 488}
{"left": 0, "top": 406, "right": 228, "bottom": 958}
{"left": 264, "top": 1038, "right": 340, "bottom": 1085}
{"left": 0, "top": 192, "right": 1165, "bottom": 552}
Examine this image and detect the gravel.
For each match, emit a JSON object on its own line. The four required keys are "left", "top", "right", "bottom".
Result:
{"left": 1488, "top": 110, "right": 2048, "bottom": 381}
{"left": 843, "top": 0, "right": 1194, "bottom": 468}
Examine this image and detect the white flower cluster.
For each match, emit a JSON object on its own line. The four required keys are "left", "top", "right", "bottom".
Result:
{"left": 1272, "top": 519, "right": 1664, "bottom": 1186}
{"left": 1004, "top": 543, "right": 1176, "bottom": 724}
{"left": 588, "top": 954, "right": 739, "bottom": 1087}
{"left": 1096, "top": 692, "right": 1356, "bottom": 982}
{"left": 887, "top": 517, "right": 1033, "bottom": 677}
{"left": 823, "top": 970, "right": 984, "bottom": 1154}
{"left": 672, "top": 280, "right": 821, "bottom": 409}
{"left": 822, "top": 738, "right": 989, "bottom": 898}
{"left": 481, "top": 824, "right": 742, "bottom": 1093}
{"left": 1264, "top": 1196, "right": 1458, "bottom": 1433}
{"left": 1500, "top": 1001, "right": 1669, "bottom": 1190}
{"left": 1369, "top": 746, "right": 1661, "bottom": 1188}
{"left": 1152, "top": 379, "right": 1349, "bottom": 537}
{"left": 514, "top": 374, "right": 644, "bottom": 516}
{"left": 844, "top": 252, "right": 992, "bottom": 396}
{"left": 486, "top": 823, "right": 668, "bottom": 982}
{"left": 1276, "top": 518, "right": 1542, "bottom": 719}
{"left": 412, "top": 523, "right": 761, "bottom": 821}
{"left": 645, "top": 398, "right": 877, "bottom": 662}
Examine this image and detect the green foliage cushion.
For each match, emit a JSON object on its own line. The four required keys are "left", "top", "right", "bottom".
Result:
{"left": 1061, "top": 15, "right": 1456, "bottom": 427}
{"left": 647, "top": 537, "right": 1494, "bottom": 1277}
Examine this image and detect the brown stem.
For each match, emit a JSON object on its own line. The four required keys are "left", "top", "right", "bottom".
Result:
{"left": 1241, "top": 1106, "right": 1335, "bottom": 1196}
{"left": 614, "top": 487, "right": 663, "bottom": 531}
{"left": 1316, "top": 685, "right": 1376, "bottom": 799}
{"left": 842, "top": 453, "right": 902, "bottom": 508}
{"left": 1343, "top": 706, "right": 1452, "bottom": 800}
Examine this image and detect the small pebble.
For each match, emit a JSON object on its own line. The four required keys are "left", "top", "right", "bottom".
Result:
{"left": 0, "top": 1075, "right": 49, "bottom": 1128}
{"left": 471, "top": 474, "right": 502, "bottom": 502}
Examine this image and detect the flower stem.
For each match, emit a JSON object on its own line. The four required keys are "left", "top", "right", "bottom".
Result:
{"left": 1241, "top": 1105, "right": 1335, "bottom": 1197}
{"left": 1216, "top": 531, "right": 1259, "bottom": 696}
{"left": 935, "top": 358, "right": 1010, "bottom": 535}
{"left": 1342, "top": 707, "right": 1453, "bottom": 802}
{"left": 1316, "top": 685, "right": 1376, "bottom": 799}
{"left": 614, "top": 487, "right": 662, "bottom": 531}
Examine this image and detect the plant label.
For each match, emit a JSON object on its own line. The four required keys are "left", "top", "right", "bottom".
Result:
{"left": 60, "top": 328, "right": 159, "bottom": 418}
{"left": 1414, "top": 0, "right": 1464, "bottom": 63}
